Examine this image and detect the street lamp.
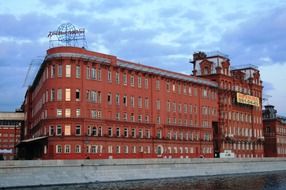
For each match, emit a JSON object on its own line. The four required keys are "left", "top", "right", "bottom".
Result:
{"left": 14, "top": 122, "right": 21, "bottom": 159}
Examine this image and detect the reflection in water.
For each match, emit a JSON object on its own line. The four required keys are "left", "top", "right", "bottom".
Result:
{"left": 9, "top": 171, "right": 286, "bottom": 190}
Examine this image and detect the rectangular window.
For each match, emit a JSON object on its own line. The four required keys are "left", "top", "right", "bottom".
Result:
{"left": 75, "top": 145, "right": 81, "bottom": 153}
{"left": 64, "top": 145, "right": 71, "bottom": 153}
{"left": 56, "top": 145, "right": 62, "bottom": 153}
{"left": 56, "top": 125, "right": 62, "bottom": 136}
{"left": 166, "top": 82, "right": 170, "bottom": 91}
{"left": 157, "top": 116, "right": 161, "bottom": 124}
{"left": 131, "top": 96, "right": 135, "bottom": 107}
{"left": 91, "top": 127, "right": 97, "bottom": 136}
{"left": 75, "top": 125, "right": 81, "bottom": 136}
{"left": 107, "top": 93, "right": 112, "bottom": 105}
{"left": 116, "top": 93, "right": 120, "bottom": 105}
{"left": 156, "top": 100, "right": 160, "bottom": 110}
{"left": 116, "top": 146, "right": 120, "bottom": 154}
{"left": 131, "top": 113, "right": 135, "bottom": 122}
{"left": 90, "top": 90, "right": 97, "bottom": 102}
{"left": 66, "top": 65, "right": 71, "bottom": 78}
{"left": 157, "top": 130, "right": 162, "bottom": 139}
{"left": 139, "top": 128, "right": 143, "bottom": 138}
{"left": 57, "top": 89, "right": 62, "bottom": 101}
{"left": 58, "top": 65, "right": 62, "bottom": 77}
{"left": 76, "top": 108, "right": 80, "bottom": 117}
{"left": 65, "top": 108, "right": 71, "bottom": 117}
{"left": 49, "top": 126, "right": 54, "bottom": 136}
{"left": 91, "top": 110, "right": 97, "bottom": 118}
{"left": 132, "top": 128, "right": 136, "bottom": 138}
{"left": 56, "top": 109, "right": 62, "bottom": 117}
{"left": 132, "top": 146, "right": 136, "bottom": 153}
{"left": 202, "top": 89, "right": 207, "bottom": 97}
{"left": 167, "top": 101, "right": 171, "bottom": 112}
{"left": 184, "top": 104, "right": 187, "bottom": 113}
{"left": 108, "top": 145, "right": 113, "bottom": 153}
{"left": 173, "top": 102, "right": 176, "bottom": 112}
{"left": 123, "top": 95, "right": 127, "bottom": 106}
{"left": 91, "top": 67, "right": 97, "bottom": 80}
{"left": 138, "top": 97, "right": 142, "bottom": 108}
{"left": 130, "top": 75, "right": 134, "bottom": 87}
{"left": 145, "top": 78, "right": 148, "bottom": 89}
{"left": 116, "top": 128, "right": 120, "bottom": 137}
{"left": 138, "top": 115, "right": 142, "bottom": 122}
{"left": 108, "top": 127, "right": 113, "bottom": 137}
{"left": 123, "top": 112, "right": 128, "bottom": 121}
{"left": 76, "top": 89, "right": 80, "bottom": 101}
{"left": 97, "top": 110, "right": 102, "bottom": 119}
{"left": 116, "top": 112, "right": 120, "bottom": 120}
{"left": 123, "top": 73, "right": 127, "bottom": 85}
{"left": 156, "top": 80, "right": 160, "bottom": 90}
{"left": 116, "top": 72, "right": 120, "bottom": 84}
{"left": 145, "top": 115, "right": 149, "bottom": 123}
{"left": 76, "top": 65, "right": 81, "bottom": 78}
{"left": 183, "top": 86, "right": 187, "bottom": 94}
{"left": 64, "top": 125, "right": 71, "bottom": 136}
{"left": 124, "top": 128, "right": 128, "bottom": 137}
{"left": 51, "top": 89, "right": 55, "bottom": 101}
{"left": 146, "top": 129, "right": 151, "bottom": 138}
{"left": 108, "top": 70, "right": 112, "bottom": 82}
{"left": 98, "top": 91, "right": 101, "bottom": 103}
{"left": 178, "top": 84, "right": 181, "bottom": 94}
{"left": 97, "top": 69, "right": 102, "bottom": 80}
{"left": 124, "top": 146, "right": 129, "bottom": 154}
{"left": 51, "top": 65, "right": 55, "bottom": 78}
{"left": 138, "top": 77, "right": 142, "bottom": 88}
{"left": 86, "top": 66, "right": 90, "bottom": 79}
{"left": 91, "top": 145, "right": 97, "bottom": 153}
{"left": 145, "top": 98, "right": 149, "bottom": 109}
{"left": 65, "top": 88, "right": 71, "bottom": 101}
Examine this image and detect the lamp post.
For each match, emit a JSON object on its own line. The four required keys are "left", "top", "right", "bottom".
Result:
{"left": 14, "top": 122, "right": 20, "bottom": 159}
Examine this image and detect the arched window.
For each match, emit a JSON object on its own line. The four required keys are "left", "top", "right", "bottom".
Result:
{"left": 157, "top": 145, "right": 164, "bottom": 155}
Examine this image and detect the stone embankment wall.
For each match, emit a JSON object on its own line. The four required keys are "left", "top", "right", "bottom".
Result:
{"left": 1, "top": 158, "right": 286, "bottom": 188}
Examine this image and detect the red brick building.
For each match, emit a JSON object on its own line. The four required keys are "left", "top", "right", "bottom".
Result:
{"left": 0, "top": 111, "right": 23, "bottom": 160}
{"left": 263, "top": 105, "right": 286, "bottom": 157}
{"left": 192, "top": 52, "right": 264, "bottom": 158}
{"left": 19, "top": 46, "right": 218, "bottom": 159}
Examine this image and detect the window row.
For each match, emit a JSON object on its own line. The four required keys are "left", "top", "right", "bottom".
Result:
{"left": 54, "top": 144, "right": 208, "bottom": 155}
{"left": 222, "top": 142, "right": 263, "bottom": 151}
{"left": 225, "top": 127, "right": 263, "bottom": 138}
{"left": 221, "top": 111, "right": 262, "bottom": 124}
{"left": 49, "top": 125, "right": 82, "bottom": 136}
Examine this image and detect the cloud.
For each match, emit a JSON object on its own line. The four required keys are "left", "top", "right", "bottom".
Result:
{"left": 219, "top": 7, "right": 286, "bottom": 66}
{"left": 0, "top": 13, "right": 57, "bottom": 40}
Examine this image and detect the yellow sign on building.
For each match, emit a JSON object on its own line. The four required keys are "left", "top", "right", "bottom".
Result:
{"left": 236, "top": 93, "right": 260, "bottom": 107}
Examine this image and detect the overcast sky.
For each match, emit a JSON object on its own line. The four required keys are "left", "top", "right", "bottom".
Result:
{"left": 0, "top": 0, "right": 285, "bottom": 115}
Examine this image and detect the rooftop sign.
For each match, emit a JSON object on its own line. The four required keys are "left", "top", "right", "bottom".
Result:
{"left": 48, "top": 23, "right": 87, "bottom": 48}
{"left": 236, "top": 93, "right": 260, "bottom": 107}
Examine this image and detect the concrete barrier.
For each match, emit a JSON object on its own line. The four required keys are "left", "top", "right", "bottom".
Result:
{"left": 1, "top": 158, "right": 286, "bottom": 188}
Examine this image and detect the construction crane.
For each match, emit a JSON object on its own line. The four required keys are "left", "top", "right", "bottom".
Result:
{"left": 262, "top": 94, "right": 272, "bottom": 105}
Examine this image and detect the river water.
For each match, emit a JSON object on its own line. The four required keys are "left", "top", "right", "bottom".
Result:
{"left": 9, "top": 171, "right": 286, "bottom": 190}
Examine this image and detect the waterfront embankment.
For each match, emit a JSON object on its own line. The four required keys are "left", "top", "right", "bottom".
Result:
{"left": 1, "top": 158, "right": 286, "bottom": 188}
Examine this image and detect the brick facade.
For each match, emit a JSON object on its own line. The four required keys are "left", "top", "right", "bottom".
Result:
{"left": 263, "top": 105, "right": 286, "bottom": 157}
{"left": 20, "top": 46, "right": 218, "bottom": 159}
{"left": 0, "top": 112, "right": 23, "bottom": 160}
{"left": 192, "top": 52, "right": 264, "bottom": 158}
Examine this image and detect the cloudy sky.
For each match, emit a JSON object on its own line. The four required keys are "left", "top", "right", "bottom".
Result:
{"left": 0, "top": 0, "right": 285, "bottom": 115}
